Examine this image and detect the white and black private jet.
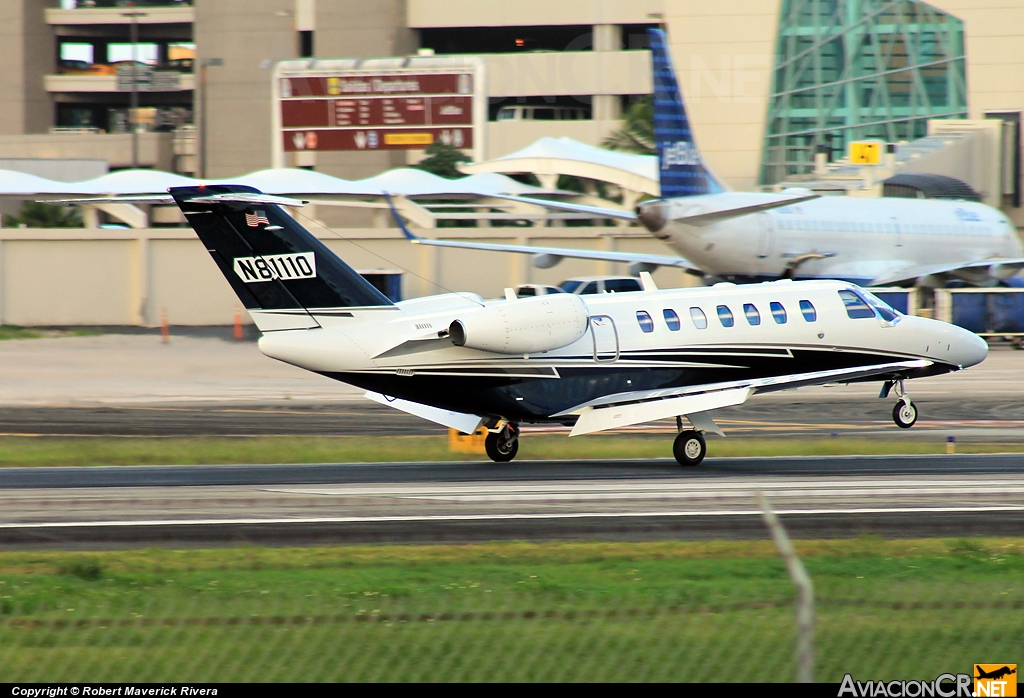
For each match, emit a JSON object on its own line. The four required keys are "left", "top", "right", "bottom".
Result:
{"left": 123, "top": 184, "right": 984, "bottom": 466}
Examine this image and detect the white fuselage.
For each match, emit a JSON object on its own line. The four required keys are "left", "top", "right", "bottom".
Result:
{"left": 257, "top": 279, "right": 987, "bottom": 422}
{"left": 657, "top": 196, "right": 1020, "bottom": 283}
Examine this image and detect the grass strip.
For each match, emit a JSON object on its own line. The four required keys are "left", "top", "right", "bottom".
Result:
{"left": 0, "top": 539, "right": 1020, "bottom": 681}
{"left": 0, "top": 325, "right": 99, "bottom": 340}
{"left": 0, "top": 434, "right": 1021, "bottom": 467}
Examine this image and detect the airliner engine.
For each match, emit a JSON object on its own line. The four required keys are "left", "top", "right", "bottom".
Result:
{"left": 449, "top": 294, "right": 589, "bottom": 354}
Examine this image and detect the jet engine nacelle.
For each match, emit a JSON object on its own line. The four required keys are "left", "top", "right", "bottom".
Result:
{"left": 449, "top": 294, "right": 589, "bottom": 354}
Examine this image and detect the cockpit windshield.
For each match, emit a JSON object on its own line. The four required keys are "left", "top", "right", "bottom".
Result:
{"left": 861, "top": 291, "right": 901, "bottom": 323}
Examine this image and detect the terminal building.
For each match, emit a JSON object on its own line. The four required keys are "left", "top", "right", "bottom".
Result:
{"left": 1, "top": 0, "right": 1021, "bottom": 222}
{"left": 0, "top": 1, "right": 1023, "bottom": 328}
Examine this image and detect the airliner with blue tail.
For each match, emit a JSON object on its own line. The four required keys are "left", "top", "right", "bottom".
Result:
{"left": 398, "top": 28, "right": 1023, "bottom": 288}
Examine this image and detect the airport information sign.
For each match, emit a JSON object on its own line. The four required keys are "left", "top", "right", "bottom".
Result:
{"left": 279, "top": 71, "right": 476, "bottom": 153}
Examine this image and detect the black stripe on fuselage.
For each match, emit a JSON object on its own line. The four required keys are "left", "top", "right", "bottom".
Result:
{"left": 322, "top": 346, "right": 954, "bottom": 423}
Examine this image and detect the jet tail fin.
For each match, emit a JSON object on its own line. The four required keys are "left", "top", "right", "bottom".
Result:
{"left": 649, "top": 28, "right": 725, "bottom": 198}
{"left": 171, "top": 185, "right": 393, "bottom": 331}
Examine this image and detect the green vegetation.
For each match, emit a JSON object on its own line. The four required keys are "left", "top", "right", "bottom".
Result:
{"left": 2, "top": 201, "right": 82, "bottom": 228}
{"left": 0, "top": 539, "right": 1020, "bottom": 681}
{"left": 0, "top": 325, "right": 100, "bottom": 341}
{"left": 602, "top": 97, "right": 655, "bottom": 154}
{"left": 0, "top": 434, "right": 1019, "bottom": 467}
{"left": 411, "top": 141, "right": 472, "bottom": 179}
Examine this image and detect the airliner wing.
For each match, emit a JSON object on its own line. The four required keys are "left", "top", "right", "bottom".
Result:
{"left": 554, "top": 359, "right": 930, "bottom": 436}
{"left": 869, "top": 258, "right": 1024, "bottom": 286}
{"left": 483, "top": 194, "right": 638, "bottom": 221}
{"left": 486, "top": 191, "right": 820, "bottom": 226}
{"left": 384, "top": 194, "right": 701, "bottom": 274}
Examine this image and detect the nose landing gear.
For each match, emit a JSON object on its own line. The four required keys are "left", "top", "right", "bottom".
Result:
{"left": 893, "top": 399, "right": 918, "bottom": 429}
{"left": 485, "top": 422, "right": 520, "bottom": 462}
{"left": 882, "top": 378, "right": 918, "bottom": 429}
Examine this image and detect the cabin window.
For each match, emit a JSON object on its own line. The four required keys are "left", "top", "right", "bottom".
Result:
{"left": 838, "top": 290, "right": 875, "bottom": 319}
{"left": 636, "top": 311, "right": 655, "bottom": 333}
{"left": 663, "top": 309, "right": 681, "bottom": 331}
{"left": 717, "top": 305, "right": 735, "bottom": 328}
{"left": 743, "top": 303, "right": 760, "bottom": 326}
{"left": 689, "top": 307, "right": 708, "bottom": 330}
{"left": 770, "top": 301, "right": 787, "bottom": 324}
{"left": 799, "top": 300, "right": 817, "bottom": 322}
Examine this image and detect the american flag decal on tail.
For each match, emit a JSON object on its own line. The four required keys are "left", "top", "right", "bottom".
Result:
{"left": 245, "top": 210, "right": 270, "bottom": 227}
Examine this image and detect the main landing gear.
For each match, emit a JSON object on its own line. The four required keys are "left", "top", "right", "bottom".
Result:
{"left": 485, "top": 422, "right": 519, "bottom": 462}
{"left": 673, "top": 416, "right": 707, "bottom": 466}
{"left": 882, "top": 378, "right": 918, "bottom": 429}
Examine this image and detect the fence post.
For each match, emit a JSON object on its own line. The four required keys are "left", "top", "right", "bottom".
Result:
{"left": 757, "top": 491, "right": 814, "bottom": 683}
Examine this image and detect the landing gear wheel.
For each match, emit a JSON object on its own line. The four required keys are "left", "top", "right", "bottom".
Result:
{"left": 893, "top": 400, "right": 918, "bottom": 429}
{"left": 673, "top": 430, "right": 706, "bottom": 467}
{"left": 485, "top": 424, "right": 519, "bottom": 462}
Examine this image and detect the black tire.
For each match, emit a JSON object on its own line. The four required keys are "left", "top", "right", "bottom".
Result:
{"left": 893, "top": 400, "right": 918, "bottom": 429}
{"left": 673, "top": 430, "right": 706, "bottom": 466}
{"left": 485, "top": 428, "right": 519, "bottom": 462}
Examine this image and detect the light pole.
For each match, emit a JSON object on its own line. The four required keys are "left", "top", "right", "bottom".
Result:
{"left": 122, "top": 3, "right": 147, "bottom": 169}
{"left": 199, "top": 57, "right": 224, "bottom": 178}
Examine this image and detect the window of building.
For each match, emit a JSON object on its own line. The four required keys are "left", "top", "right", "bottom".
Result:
{"left": 636, "top": 311, "right": 654, "bottom": 333}
{"left": 690, "top": 307, "right": 708, "bottom": 330}
{"left": 107, "top": 43, "right": 160, "bottom": 64}
{"left": 799, "top": 300, "right": 817, "bottom": 322}
{"left": 744, "top": 303, "right": 761, "bottom": 326}
{"left": 761, "top": 0, "right": 967, "bottom": 186}
{"left": 770, "top": 301, "right": 787, "bottom": 324}
{"left": 663, "top": 309, "right": 681, "bottom": 331}
{"left": 717, "top": 305, "right": 735, "bottom": 328}
{"left": 838, "top": 290, "right": 875, "bottom": 319}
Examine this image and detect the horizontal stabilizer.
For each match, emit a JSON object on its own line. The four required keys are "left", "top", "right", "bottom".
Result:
{"left": 45, "top": 195, "right": 175, "bottom": 206}
{"left": 673, "top": 193, "right": 820, "bottom": 227}
{"left": 365, "top": 391, "right": 484, "bottom": 435}
{"left": 43, "top": 192, "right": 307, "bottom": 208}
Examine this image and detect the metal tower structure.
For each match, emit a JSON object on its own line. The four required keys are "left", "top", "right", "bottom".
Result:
{"left": 761, "top": 0, "right": 967, "bottom": 185}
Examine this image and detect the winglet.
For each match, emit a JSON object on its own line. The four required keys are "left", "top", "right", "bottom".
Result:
{"left": 383, "top": 192, "right": 421, "bottom": 242}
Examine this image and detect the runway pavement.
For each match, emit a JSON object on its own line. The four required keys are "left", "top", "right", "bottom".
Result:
{"left": 1, "top": 454, "right": 1022, "bottom": 548}
{"left": 0, "top": 334, "right": 1021, "bottom": 440}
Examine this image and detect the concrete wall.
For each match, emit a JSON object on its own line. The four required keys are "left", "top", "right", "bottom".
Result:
{"left": 408, "top": 0, "right": 666, "bottom": 27}
{"left": 0, "top": 225, "right": 694, "bottom": 326}
{"left": 0, "top": 0, "right": 54, "bottom": 136}
{"left": 665, "top": 0, "right": 780, "bottom": 193}
{"left": 0, "top": 133, "right": 175, "bottom": 171}
{"left": 196, "top": 0, "right": 416, "bottom": 180}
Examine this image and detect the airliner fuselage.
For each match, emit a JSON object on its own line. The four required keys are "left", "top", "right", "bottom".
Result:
{"left": 655, "top": 194, "right": 1021, "bottom": 285}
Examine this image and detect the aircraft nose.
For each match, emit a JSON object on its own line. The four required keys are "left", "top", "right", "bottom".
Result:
{"left": 953, "top": 326, "right": 988, "bottom": 369}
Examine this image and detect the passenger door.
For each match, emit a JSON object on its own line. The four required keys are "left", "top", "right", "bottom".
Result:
{"left": 589, "top": 315, "right": 620, "bottom": 363}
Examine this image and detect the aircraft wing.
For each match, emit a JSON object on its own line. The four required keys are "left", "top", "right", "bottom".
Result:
{"left": 384, "top": 193, "right": 702, "bottom": 274}
{"left": 553, "top": 359, "right": 930, "bottom": 436}
{"left": 869, "top": 258, "right": 1024, "bottom": 287}
{"left": 487, "top": 191, "right": 820, "bottom": 226}
{"left": 483, "top": 194, "right": 638, "bottom": 221}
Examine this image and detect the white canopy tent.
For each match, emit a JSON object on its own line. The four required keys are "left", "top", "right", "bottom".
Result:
{"left": 0, "top": 167, "right": 549, "bottom": 199}
{"left": 459, "top": 137, "right": 660, "bottom": 206}
{"left": 0, "top": 166, "right": 559, "bottom": 228}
